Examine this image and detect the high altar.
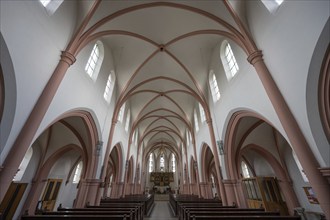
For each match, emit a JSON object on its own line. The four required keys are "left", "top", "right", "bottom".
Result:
{"left": 150, "top": 172, "right": 174, "bottom": 186}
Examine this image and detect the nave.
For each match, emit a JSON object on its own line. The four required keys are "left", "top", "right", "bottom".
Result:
{"left": 0, "top": 1, "right": 329, "bottom": 220}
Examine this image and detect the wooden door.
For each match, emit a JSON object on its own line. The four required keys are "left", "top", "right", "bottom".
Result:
{"left": 260, "top": 177, "right": 288, "bottom": 215}
{"left": 0, "top": 182, "right": 27, "bottom": 220}
{"left": 242, "top": 178, "right": 263, "bottom": 209}
{"left": 242, "top": 177, "right": 288, "bottom": 215}
{"left": 41, "top": 179, "right": 62, "bottom": 211}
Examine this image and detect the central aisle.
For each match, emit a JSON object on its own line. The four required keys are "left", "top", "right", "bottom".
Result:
{"left": 145, "top": 201, "right": 178, "bottom": 220}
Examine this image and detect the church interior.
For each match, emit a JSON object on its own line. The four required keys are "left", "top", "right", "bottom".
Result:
{"left": 0, "top": 1, "right": 329, "bottom": 219}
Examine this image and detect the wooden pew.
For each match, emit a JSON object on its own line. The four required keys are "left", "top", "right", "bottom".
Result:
{"left": 190, "top": 216, "right": 301, "bottom": 220}
{"left": 186, "top": 211, "right": 280, "bottom": 220}
{"left": 101, "top": 194, "right": 154, "bottom": 216}
{"left": 90, "top": 203, "right": 143, "bottom": 219}
{"left": 42, "top": 210, "right": 135, "bottom": 220}
{"left": 85, "top": 203, "right": 144, "bottom": 220}
{"left": 22, "top": 203, "right": 140, "bottom": 220}
{"left": 58, "top": 207, "right": 141, "bottom": 220}
{"left": 170, "top": 193, "right": 222, "bottom": 216}
{"left": 21, "top": 214, "right": 130, "bottom": 220}
{"left": 178, "top": 203, "right": 236, "bottom": 218}
{"left": 180, "top": 207, "right": 264, "bottom": 220}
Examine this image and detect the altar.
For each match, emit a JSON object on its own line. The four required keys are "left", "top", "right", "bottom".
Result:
{"left": 154, "top": 186, "right": 168, "bottom": 193}
{"left": 150, "top": 172, "right": 174, "bottom": 186}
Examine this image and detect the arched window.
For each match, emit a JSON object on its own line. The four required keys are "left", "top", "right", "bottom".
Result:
{"left": 261, "top": 0, "right": 284, "bottom": 13}
{"left": 199, "top": 103, "right": 206, "bottom": 123}
{"left": 85, "top": 41, "right": 104, "bottom": 81}
{"left": 220, "top": 41, "right": 239, "bottom": 81}
{"left": 171, "top": 153, "right": 176, "bottom": 172}
{"left": 73, "top": 161, "right": 83, "bottom": 184}
{"left": 136, "top": 131, "right": 139, "bottom": 146}
{"left": 194, "top": 110, "right": 199, "bottom": 132}
{"left": 13, "top": 147, "right": 33, "bottom": 181}
{"left": 104, "top": 71, "right": 115, "bottom": 103}
{"left": 241, "top": 161, "right": 252, "bottom": 178}
{"left": 292, "top": 151, "right": 309, "bottom": 182}
{"left": 125, "top": 110, "right": 130, "bottom": 132}
{"left": 186, "top": 131, "right": 190, "bottom": 146}
{"left": 118, "top": 103, "right": 126, "bottom": 123}
{"left": 148, "top": 153, "right": 154, "bottom": 173}
{"left": 160, "top": 154, "right": 165, "bottom": 172}
{"left": 209, "top": 70, "right": 221, "bottom": 102}
{"left": 133, "top": 130, "right": 138, "bottom": 146}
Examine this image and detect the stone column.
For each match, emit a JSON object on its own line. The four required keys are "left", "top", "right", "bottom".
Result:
{"left": 206, "top": 119, "right": 227, "bottom": 205}
{"left": 248, "top": 51, "right": 330, "bottom": 218}
{"left": 98, "top": 120, "right": 117, "bottom": 200}
{"left": 237, "top": 180, "right": 247, "bottom": 207}
{"left": 0, "top": 51, "right": 76, "bottom": 202}
{"left": 85, "top": 179, "right": 102, "bottom": 205}
{"left": 223, "top": 179, "right": 240, "bottom": 206}
{"left": 24, "top": 179, "right": 48, "bottom": 215}
{"left": 278, "top": 180, "right": 300, "bottom": 215}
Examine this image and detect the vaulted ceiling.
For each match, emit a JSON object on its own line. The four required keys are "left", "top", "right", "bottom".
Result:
{"left": 77, "top": 1, "right": 248, "bottom": 157}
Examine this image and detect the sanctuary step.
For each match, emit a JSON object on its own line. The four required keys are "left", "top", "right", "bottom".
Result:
{"left": 154, "top": 194, "right": 169, "bottom": 201}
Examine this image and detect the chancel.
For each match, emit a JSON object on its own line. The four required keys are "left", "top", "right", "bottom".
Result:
{"left": 0, "top": 1, "right": 329, "bottom": 220}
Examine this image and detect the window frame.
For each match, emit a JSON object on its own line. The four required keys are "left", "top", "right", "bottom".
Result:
{"left": 209, "top": 70, "right": 221, "bottom": 103}
{"left": 194, "top": 110, "right": 199, "bottom": 132}
{"left": 171, "top": 153, "right": 176, "bottom": 172}
{"left": 148, "top": 153, "right": 154, "bottom": 173}
{"left": 85, "top": 41, "right": 104, "bottom": 81}
{"left": 221, "top": 41, "right": 239, "bottom": 81}
{"left": 72, "top": 161, "right": 83, "bottom": 184}
{"left": 199, "top": 103, "right": 206, "bottom": 123}
{"left": 241, "top": 160, "right": 251, "bottom": 178}
{"left": 124, "top": 110, "right": 130, "bottom": 132}
{"left": 118, "top": 103, "right": 126, "bottom": 123}
{"left": 159, "top": 154, "right": 165, "bottom": 172}
{"left": 103, "top": 71, "right": 115, "bottom": 103}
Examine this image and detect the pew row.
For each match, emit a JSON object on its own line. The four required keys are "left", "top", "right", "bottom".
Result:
{"left": 169, "top": 193, "right": 222, "bottom": 216}
{"left": 179, "top": 207, "right": 264, "bottom": 220}
{"left": 190, "top": 216, "right": 301, "bottom": 220}
{"left": 101, "top": 194, "right": 154, "bottom": 216}
{"left": 21, "top": 214, "right": 131, "bottom": 220}
{"left": 58, "top": 207, "right": 141, "bottom": 220}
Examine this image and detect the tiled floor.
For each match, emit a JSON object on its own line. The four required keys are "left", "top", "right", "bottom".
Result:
{"left": 144, "top": 201, "right": 178, "bottom": 220}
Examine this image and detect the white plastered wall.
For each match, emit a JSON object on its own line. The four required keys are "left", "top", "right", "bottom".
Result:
{"left": 0, "top": 0, "right": 78, "bottom": 163}
{"left": 246, "top": 0, "right": 330, "bottom": 166}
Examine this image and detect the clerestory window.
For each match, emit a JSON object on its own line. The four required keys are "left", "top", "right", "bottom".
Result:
{"left": 85, "top": 41, "right": 104, "bottom": 81}
{"left": 125, "top": 110, "right": 130, "bottom": 132}
{"left": 73, "top": 161, "right": 83, "bottom": 184}
{"left": 209, "top": 70, "right": 221, "bottom": 102}
{"left": 104, "top": 71, "right": 115, "bottom": 103}
{"left": 199, "top": 103, "right": 206, "bottom": 123}
{"left": 171, "top": 153, "right": 176, "bottom": 172}
{"left": 241, "top": 161, "right": 251, "bottom": 178}
{"left": 118, "top": 103, "right": 126, "bottom": 123}
{"left": 221, "top": 41, "right": 239, "bottom": 80}
{"left": 149, "top": 153, "right": 154, "bottom": 173}
{"left": 194, "top": 110, "right": 199, "bottom": 132}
